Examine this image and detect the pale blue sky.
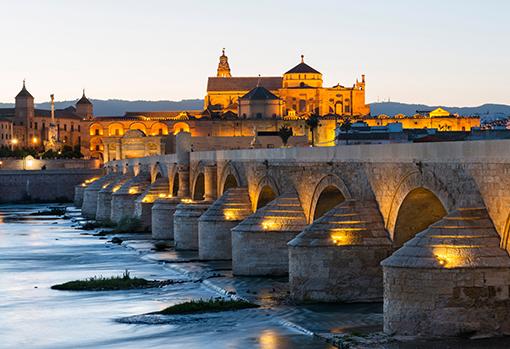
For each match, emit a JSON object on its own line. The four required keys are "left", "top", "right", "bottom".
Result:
{"left": 1, "top": 0, "right": 509, "bottom": 105}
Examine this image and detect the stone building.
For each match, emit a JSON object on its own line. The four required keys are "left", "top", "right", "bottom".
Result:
{"left": 0, "top": 82, "right": 91, "bottom": 155}
{"left": 205, "top": 51, "right": 370, "bottom": 118}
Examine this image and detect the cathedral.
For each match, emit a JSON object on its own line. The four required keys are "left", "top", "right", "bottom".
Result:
{"left": 204, "top": 50, "right": 370, "bottom": 118}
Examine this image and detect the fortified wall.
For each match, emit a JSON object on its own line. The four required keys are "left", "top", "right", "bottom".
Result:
{"left": 0, "top": 168, "right": 103, "bottom": 203}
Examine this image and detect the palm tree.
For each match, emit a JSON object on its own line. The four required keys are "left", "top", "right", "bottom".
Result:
{"left": 306, "top": 114, "right": 320, "bottom": 146}
{"left": 339, "top": 118, "right": 352, "bottom": 145}
{"left": 278, "top": 125, "right": 293, "bottom": 147}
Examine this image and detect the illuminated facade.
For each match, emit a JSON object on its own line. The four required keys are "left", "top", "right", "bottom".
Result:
{"left": 205, "top": 51, "right": 370, "bottom": 118}
{"left": 0, "top": 82, "right": 91, "bottom": 154}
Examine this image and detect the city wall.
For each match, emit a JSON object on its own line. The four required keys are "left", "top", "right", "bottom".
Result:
{"left": 0, "top": 168, "right": 103, "bottom": 203}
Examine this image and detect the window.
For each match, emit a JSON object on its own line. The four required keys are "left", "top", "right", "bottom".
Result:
{"left": 95, "top": 129, "right": 100, "bottom": 136}
{"left": 34, "top": 122, "right": 38, "bottom": 130}
{"left": 95, "top": 145, "right": 100, "bottom": 151}
{"left": 71, "top": 124, "right": 74, "bottom": 131}
{"left": 115, "top": 129, "right": 120, "bottom": 136}
{"left": 78, "top": 125, "right": 81, "bottom": 132}
{"left": 158, "top": 128, "right": 163, "bottom": 135}
{"left": 256, "top": 113, "right": 262, "bottom": 119}
{"left": 64, "top": 124, "right": 67, "bottom": 131}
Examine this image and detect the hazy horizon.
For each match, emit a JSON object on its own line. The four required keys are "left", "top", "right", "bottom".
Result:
{"left": 1, "top": 0, "right": 509, "bottom": 106}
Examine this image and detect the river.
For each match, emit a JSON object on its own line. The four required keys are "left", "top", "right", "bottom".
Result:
{"left": 0, "top": 205, "right": 333, "bottom": 349}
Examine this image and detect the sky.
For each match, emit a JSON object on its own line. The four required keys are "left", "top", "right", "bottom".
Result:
{"left": 1, "top": 0, "right": 509, "bottom": 106}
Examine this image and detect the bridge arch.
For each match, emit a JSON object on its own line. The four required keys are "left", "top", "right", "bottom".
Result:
{"left": 393, "top": 187, "right": 447, "bottom": 248}
{"left": 150, "top": 162, "right": 166, "bottom": 183}
{"left": 253, "top": 176, "right": 280, "bottom": 211}
{"left": 190, "top": 161, "right": 206, "bottom": 200}
{"left": 218, "top": 162, "right": 242, "bottom": 196}
{"left": 385, "top": 170, "right": 453, "bottom": 240}
{"left": 308, "top": 174, "right": 351, "bottom": 223}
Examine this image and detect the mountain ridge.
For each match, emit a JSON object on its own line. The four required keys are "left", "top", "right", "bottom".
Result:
{"left": 1, "top": 99, "right": 509, "bottom": 121}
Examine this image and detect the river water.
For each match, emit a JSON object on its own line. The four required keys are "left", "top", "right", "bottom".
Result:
{"left": 0, "top": 205, "right": 333, "bottom": 349}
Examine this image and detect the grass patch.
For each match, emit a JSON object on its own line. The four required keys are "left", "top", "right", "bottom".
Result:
{"left": 157, "top": 298, "right": 259, "bottom": 315}
{"left": 112, "top": 217, "right": 145, "bottom": 233}
{"left": 29, "top": 208, "right": 66, "bottom": 216}
{"left": 51, "top": 270, "right": 178, "bottom": 291}
{"left": 153, "top": 241, "right": 171, "bottom": 251}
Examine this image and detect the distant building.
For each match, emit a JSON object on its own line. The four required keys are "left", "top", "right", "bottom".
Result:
{"left": 0, "top": 82, "right": 91, "bottom": 155}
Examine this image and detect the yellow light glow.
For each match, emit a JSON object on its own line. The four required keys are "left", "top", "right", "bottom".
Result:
{"left": 330, "top": 230, "right": 356, "bottom": 246}
{"left": 32, "top": 137, "right": 38, "bottom": 143}
{"left": 112, "top": 185, "right": 121, "bottom": 193}
{"left": 433, "top": 247, "right": 465, "bottom": 268}
{"left": 158, "top": 193, "right": 167, "bottom": 198}
{"left": 224, "top": 209, "right": 238, "bottom": 221}
{"left": 261, "top": 219, "right": 278, "bottom": 231}
{"left": 128, "top": 188, "right": 138, "bottom": 194}
{"left": 181, "top": 198, "right": 192, "bottom": 204}
{"left": 259, "top": 329, "right": 280, "bottom": 349}
{"left": 11, "top": 138, "right": 18, "bottom": 145}
{"left": 142, "top": 198, "right": 149, "bottom": 203}
{"left": 102, "top": 184, "right": 108, "bottom": 189}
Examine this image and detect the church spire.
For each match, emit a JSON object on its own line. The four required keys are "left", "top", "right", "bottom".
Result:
{"left": 217, "top": 48, "right": 232, "bottom": 78}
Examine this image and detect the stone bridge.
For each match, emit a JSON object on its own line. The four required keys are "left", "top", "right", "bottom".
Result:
{"left": 77, "top": 135, "right": 510, "bottom": 339}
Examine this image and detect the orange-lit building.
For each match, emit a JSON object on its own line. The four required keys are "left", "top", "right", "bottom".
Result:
{"left": 0, "top": 82, "right": 91, "bottom": 154}
{"left": 86, "top": 50, "right": 481, "bottom": 161}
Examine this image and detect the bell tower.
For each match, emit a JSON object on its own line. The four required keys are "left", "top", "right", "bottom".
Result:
{"left": 217, "top": 48, "right": 232, "bottom": 78}
{"left": 14, "top": 80, "right": 35, "bottom": 146}
{"left": 76, "top": 89, "right": 94, "bottom": 119}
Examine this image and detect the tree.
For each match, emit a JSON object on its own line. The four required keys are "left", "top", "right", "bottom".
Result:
{"left": 339, "top": 118, "right": 352, "bottom": 145}
{"left": 306, "top": 114, "right": 320, "bottom": 146}
{"left": 278, "top": 125, "right": 293, "bottom": 147}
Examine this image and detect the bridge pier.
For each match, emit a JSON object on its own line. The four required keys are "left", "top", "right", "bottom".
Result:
{"left": 82, "top": 173, "right": 117, "bottom": 219}
{"left": 198, "top": 188, "right": 252, "bottom": 260}
{"left": 96, "top": 174, "right": 131, "bottom": 222}
{"left": 232, "top": 191, "right": 307, "bottom": 276}
{"left": 204, "top": 165, "right": 217, "bottom": 202}
{"left": 133, "top": 177, "right": 169, "bottom": 231}
{"left": 289, "top": 200, "right": 392, "bottom": 302}
{"left": 174, "top": 201, "right": 211, "bottom": 250}
{"left": 151, "top": 197, "right": 181, "bottom": 239}
{"left": 74, "top": 184, "right": 86, "bottom": 207}
{"left": 111, "top": 174, "right": 150, "bottom": 223}
{"left": 382, "top": 208, "right": 510, "bottom": 338}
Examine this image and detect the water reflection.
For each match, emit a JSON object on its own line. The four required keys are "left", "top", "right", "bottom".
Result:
{"left": 0, "top": 205, "right": 332, "bottom": 349}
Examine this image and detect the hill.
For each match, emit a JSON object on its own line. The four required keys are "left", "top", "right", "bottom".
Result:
{"left": 1, "top": 99, "right": 509, "bottom": 121}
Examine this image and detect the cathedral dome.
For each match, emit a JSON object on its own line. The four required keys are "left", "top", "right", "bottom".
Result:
{"left": 285, "top": 55, "right": 321, "bottom": 75}
{"left": 240, "top": 86, "right": 279, "bottom": 101}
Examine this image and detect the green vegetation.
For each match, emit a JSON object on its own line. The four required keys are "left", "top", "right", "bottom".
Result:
{"left": 157, "top": 298, "right": 259, "bottom": 315}
{"left": 113, "top": 217, "right": 144, "bottom": 233}
{"left": 81, "top": 217, "right": 144, "bottom": 234}
{"left": 51, "top": 270, "right": 176, "bottom": 291}
{"left": 153, "top": 241, "right": 171, "bottom": 251}
{"left": 29, "top": 208, "right": 66, "bottom": 216}
{"left": 305, "top": 114, "right": 320, "bottom": 146}
{"left": 278, "top": 125, "right": 293, "bottom": 146}
{"left": 0, "top": 145, "right": 83, "bottom": 159}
